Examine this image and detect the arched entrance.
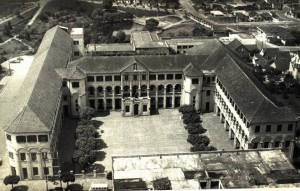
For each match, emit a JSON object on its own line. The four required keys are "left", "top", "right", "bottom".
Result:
{"left": 134, "top": 104, "right": 139, "bottom": 115}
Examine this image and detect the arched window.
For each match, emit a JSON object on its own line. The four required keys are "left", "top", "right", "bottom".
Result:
{"left": 88, "top": 87, "right": 94, "bottom": 96}
{"left": 115, "top": 86, "right": 121, "bottom": 94}
{"left": 150, "top": 85, "right": 156, "bottom": 93}
{"left": 141, "top": 85, "right": 147, "bottom": 97}
{"left": 132, "top": 85, "right": 138, "bottom": 98}
{"left": 97, "top": 86, "right": 103, "bottom": 93}
{"left": 106, "top": 86, "right": 112, "bottom": 93}
{"left": 166, "top": 84, "right": 173, "bottom": 93}
{"left": 175, "top": 84, "right": 181, "bottom": 93}
{"left": 158, "top": 85, "right": 164, "bottom": 93}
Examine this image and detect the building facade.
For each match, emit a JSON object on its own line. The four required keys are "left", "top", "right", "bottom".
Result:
{"left": 3, "top": 26, "right": 298, "bottom": 180}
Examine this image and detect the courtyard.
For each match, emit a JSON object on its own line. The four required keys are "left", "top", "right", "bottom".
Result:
{"left": 59, "top": 109, "right": 235, "bottom": 174}
{"left": 94, "top": 109, "right": 191, "bottom": 171}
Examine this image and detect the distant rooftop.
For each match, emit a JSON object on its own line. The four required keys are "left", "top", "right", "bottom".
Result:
{"left": 86, "top": 43, "right": 135, "bottom": 52}
{"left": 70, "top": 28, "right": 83, "bottom": 35}
{"left": 112, "top": 150, "right": 300, "bottom": 190}
{"left": 131, "top": 31, "right": 169, "bottom": 49}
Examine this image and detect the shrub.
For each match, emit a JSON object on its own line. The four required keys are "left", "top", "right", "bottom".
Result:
{"left": 183, "top": 112, "right": 201, "bottom": 124}
{"left": 191, "top": 143, "right": 217, "bottom": 152}
{"left": 106, "top": 171, "right": 112, "bottom": 180}
{"left": 187, "top": 134, "right": 210, "bottom": 146}
{"left": 20, "top": 45, "right": 29, "bottom": 51}
{"left": 153, "top": 178, "right": 171, "bottom": 190}
{"left": 178, "top": 105, "right": 196, "bottom": 114}
{"left": 186, "top": 123, "right": 207, "bottom": 134}
{"left": 80, "top": 107, "right": 96, "bottom": 120}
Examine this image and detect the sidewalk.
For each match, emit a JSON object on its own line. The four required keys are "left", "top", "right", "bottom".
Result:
{"left": 0, "top": 177, "right": 111, "bottom": 191}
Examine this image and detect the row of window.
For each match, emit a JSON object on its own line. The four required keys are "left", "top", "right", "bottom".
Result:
{"left": 254, "top": 124, "right": 293, "bottom": 133}
{"left": 252, "top": 141, "right": 290, "bottom": 149}
{"left": 7, "top": 135, "right": 49, "bottom": 143}
{"left": 217, "top": 78, "right": 248, "bottom": 125}
{"left": 88, "top": 84, "right": 182, "bottom": 95}
{"left": 9, "top": 152, "right": 48, "bottom": 161}
{"left": 86, "top": 74, "right": 183, "bottom": 83}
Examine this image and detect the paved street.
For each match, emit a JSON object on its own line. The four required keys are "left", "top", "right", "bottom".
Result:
{"left": 93, "top": 109, "right": 191, "bottom": 171}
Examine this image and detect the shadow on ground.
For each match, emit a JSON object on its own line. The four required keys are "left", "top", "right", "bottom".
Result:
{"left": 95, "top": 111, "right": 110, "bottom": 117}
{"left": 12, "top": 185, "right": 28, "bottom": 191}
{"left": 66, "top": 184, "right": 83, "bottom": 191}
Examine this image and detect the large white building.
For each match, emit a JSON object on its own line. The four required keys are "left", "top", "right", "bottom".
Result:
{"left": 2, "top": 26, "right": 298, "bottom": 180}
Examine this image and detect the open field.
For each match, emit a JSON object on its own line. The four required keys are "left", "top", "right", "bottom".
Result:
{"left": 0, "top": 0, "right": 37, "bottom": 7}
{"left": 0, "top": 39, "right": 31, "bottom": 58}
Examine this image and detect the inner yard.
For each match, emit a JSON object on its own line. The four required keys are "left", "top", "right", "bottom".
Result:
{"left": 59, "top": 109, "right": 235, "bottom": 173}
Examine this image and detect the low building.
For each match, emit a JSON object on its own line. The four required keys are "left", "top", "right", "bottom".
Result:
{"left": 112, "top": 150, "right": 300, "bottom": 190}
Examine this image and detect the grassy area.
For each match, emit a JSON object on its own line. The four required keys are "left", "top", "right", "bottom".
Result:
{"left": 117, "top": 6, "right": 170, "bottom": 17}
{"left": 161, "top": 21, "right": 206, "bottom": 37}
{"left": 159, "top": 15, "right": 182, "bottom": 23}
{"left": 0, "top": 0, "right": 37, "bottom": 7}
{"left": 0, "top": 39, "right": 31, "bottom": 59}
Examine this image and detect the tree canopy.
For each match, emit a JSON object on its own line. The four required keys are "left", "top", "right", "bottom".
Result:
{"left": 80, "top": 107, "right": 96, "bottom": 120}
{"left": 3, "top": 175, "right": 20, "bottom": 189}
{"left": 102, "top": 0, "right": 113, "bottom": 10}
{"left": 145, "top": 18, "right": 159, "bottom": 31}
{"left": 60, "top": 172, "right": 75, "bottom": 186}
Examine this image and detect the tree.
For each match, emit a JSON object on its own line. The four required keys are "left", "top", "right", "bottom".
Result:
{"left": 178, "top": 105, "right": 196, "bottom": 114}
{"left": 153, "top": 178, "right": 171, "bottom": 190}
{"left": 116, "top": 30, "right": 126, "bottom": 43}
{"left": 76, "top": 123, "right": 98, "bottom": 138}
{"left": 3, "top": 175, "right": 20, "bottom": 190}
{"left": 60, "top": 172, "right": 75, "bottom": 186}
{"left": 7, "top": 21, "right": 12, "bottom": 30}
{"left": 80, "top": 107, "right": 96, "bottom": 120}
{"left": 187, "top": 134, "right": 210, "bottom": 146}
{"left": 145, "top": 18, "right": 159, "bottom": 31}
{"left": 102, "top": 0, "right": 113, "bottom": 10}
{"left": 183, "top": 112, "right": 201, "bottom": 124}
{"left": 3, "top": 24, "right": 11, "bottom": 36}
{"left": 73, "top": 149, "right": 97, "bottom": 168}
{"left": 14, "top": 10, "right": 20, "bottom": 17}
{"left": 186, "top": 123, "right": 207, "bottom": 134}
{"left": 75, "top": 137, "right": 98, "bottom": 151}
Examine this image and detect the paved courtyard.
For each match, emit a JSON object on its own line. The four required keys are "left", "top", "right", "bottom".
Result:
{"left": 201, "top": 113, "right": 235, "bottom": 151}
{"left": 94, "top": 109, "right": 191, "bottom": 171}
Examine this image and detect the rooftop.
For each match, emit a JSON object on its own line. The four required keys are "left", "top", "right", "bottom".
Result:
{"left": 70, "top": 28, "right": 83, "bottom": 35}
{"left": 131, "top": 31, "right": 169, "bottom": 49}
{"left": 112, "top": 150, "right": 300, "bottom": 190}
{"left": 4, "top": 26, "right": 73, "bottom": 133}
{"left": 86, "top": 43, "right": 135, "bottom": 52}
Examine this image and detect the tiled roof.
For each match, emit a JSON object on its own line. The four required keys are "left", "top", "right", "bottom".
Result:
{"left": 227, "top": 39, "right": 243, "bottom": 50}
{"left": 86, "top": 43, "right": 135, "bottom": 52}
{"left": 68, "top": 55, "right": 209, "bottom": 74}
{"left": 131, "top": 31, "right": 168, "bottom": 49}
{"left": 215, "top": 54, "right": 296, "bottom": 124}
{"left": 183, "top": 63, "right": 203, "bottom": 77}
{"left": 186, "top": 39, "right": 222, "bottom": 56}
{"left": 5, "top": 26, "right": 73, "bottom": 133}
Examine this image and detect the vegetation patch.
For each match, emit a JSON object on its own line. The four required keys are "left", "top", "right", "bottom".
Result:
{"left": 179, "top": 105, "right": 217, "bottom": 152}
